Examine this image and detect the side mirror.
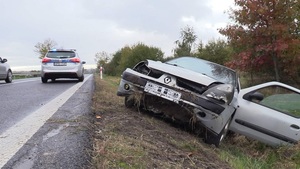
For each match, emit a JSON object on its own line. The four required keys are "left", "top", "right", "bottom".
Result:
{"left": 82, "top": 61, "right": 86, "bottom": 64}
{"left": 1, "top": 58, "right": 7, "bottom": 63}
{"left": 243, "top": 92, "right": 264, "bottom": 102}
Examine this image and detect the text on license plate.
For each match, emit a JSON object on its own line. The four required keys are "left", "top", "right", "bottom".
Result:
{"left": 54, "top": 62, "right": 67, "bottom": 66}
{"left": 144, "top": 81, "right": 181, "bottom": 103}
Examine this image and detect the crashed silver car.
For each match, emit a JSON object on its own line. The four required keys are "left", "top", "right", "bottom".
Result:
{"left": 117, "top": 56, "right": 300, "bottom": 147}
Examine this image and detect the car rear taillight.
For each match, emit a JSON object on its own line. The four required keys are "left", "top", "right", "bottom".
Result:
{"left": 70, "top": 58, "right": 81, "bottom": 63}
{"left": 42, "top": 58, "right": 51, "bottom": 63}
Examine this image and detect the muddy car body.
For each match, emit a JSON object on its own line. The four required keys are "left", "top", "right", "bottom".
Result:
{"left": 117, "top": 56, "right": 300, "bottom": 147}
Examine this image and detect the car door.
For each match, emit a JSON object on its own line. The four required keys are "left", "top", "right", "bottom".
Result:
{"left": 230, "top": 81, "right": 300, "bottom": 146}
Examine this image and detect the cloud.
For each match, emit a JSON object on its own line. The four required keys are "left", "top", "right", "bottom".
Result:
{"left": 0, "top": 0, "right": 233, "bottom": 70}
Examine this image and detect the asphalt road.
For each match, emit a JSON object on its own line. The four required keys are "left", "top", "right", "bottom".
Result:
{"left": 0, "top": 75, "right": 94, "bottom": 169}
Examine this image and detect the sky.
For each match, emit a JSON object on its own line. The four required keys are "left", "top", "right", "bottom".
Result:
{"left": 0, "top": 0, "right": 234, "bottom": 71}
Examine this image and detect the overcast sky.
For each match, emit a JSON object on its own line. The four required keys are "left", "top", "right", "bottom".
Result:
{"left": 0, "top": 0, "right": 234, "bottom": 71}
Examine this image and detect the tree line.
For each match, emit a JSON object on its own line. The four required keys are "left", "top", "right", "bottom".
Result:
{"left": 35, "top": 0, "right": 300, "bottom": 85}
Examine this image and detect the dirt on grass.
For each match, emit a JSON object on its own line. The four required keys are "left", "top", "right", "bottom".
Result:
{"left": 90, "top": 76, "right": 232, "bottom": 169}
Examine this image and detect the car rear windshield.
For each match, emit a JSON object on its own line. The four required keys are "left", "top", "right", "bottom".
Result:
{"left": 46, "top": 51, "right": 76, "bottom": 59}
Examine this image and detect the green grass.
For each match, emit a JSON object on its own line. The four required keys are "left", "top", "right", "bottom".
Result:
{"left": 220, "top": 150, "right": 270, "bottom": 169}
{"left": 92, "top": 133, "right": 147, "bottom": 169}
{"left": 219, "top": 136, "right": 300, "bottom": 169}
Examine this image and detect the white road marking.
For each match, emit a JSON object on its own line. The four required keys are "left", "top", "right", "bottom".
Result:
{"left": 0, "top": 75, "right": 92, "bottom": 168}
{"left": 0, "top": 78, "right": 39, "bottom": 86}
{"left": 11, "top": 79, "right": 39, "bottom": 84}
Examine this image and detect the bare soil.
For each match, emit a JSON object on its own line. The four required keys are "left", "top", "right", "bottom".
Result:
{"left": 90, "top": 76, "right": 232, "bottom": 169}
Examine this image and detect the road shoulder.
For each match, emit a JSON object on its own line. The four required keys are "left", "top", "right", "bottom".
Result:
{"left": 3, "top": 76, "right": 94, "bottom": 169}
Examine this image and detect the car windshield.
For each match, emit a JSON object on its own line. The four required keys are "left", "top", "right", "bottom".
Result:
{"left": 46, "top": 51, "right": 76, "bottom": 59}
{"left": 166, "top": 57, "right": 237, "bottom": 86}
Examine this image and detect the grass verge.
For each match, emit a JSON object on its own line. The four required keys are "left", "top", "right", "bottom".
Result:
{"left": 219, "top": 135, "right": 300, "bottom": 169}
{"left": 91, "top": 75, "right": 300, "bottom": 169}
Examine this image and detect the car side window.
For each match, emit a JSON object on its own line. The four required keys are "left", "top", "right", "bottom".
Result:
{"left": 248, "top": 86, "right": 300, "bottom": 118}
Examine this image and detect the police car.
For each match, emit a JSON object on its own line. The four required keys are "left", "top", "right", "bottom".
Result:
{"left": 41, "top": 49, "right": 85, "bottom": 83}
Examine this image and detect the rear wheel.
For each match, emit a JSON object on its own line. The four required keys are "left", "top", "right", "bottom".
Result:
{"left": 78, "top": 75, "right": 84, "bottom": 82}
{"left": 204, "top": 117, "right": 232, "bottom": 147}
{"left": 41, "top": 77, "right": 48, "bottom": 83}
{"left": 5, "top": 70, "right": 12, "bottom": 83}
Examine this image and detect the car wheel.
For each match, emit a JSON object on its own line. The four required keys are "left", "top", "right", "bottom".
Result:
{"left": 5, "top": 70, "right": 12, "bottom": 83}
{"left": 204, "top": 117, "right": 232, "bottom": 147}
{"left": 124, "top": 96, "right": 134, "bottom": 108}
{"left": 78, "top": 75, "right": 84, "bottom": 82}
{"left": 41, "top": 77, "right": 48, "bottom": 83}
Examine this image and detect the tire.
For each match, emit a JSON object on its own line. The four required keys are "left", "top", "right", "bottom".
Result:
{"left": 204, "top": 117, "right": 232, "bottom": 147}
{"left": 124, "top": 96, "right": 134, "bottom": 108}
{"left": 78, "top": 75, "right": 84, "bottom": 82}
{"left": 5, "top": 70, "right": 12, "bottom": 83}
{"left": 41, "top": 77, "right": 48, "bottom": 83}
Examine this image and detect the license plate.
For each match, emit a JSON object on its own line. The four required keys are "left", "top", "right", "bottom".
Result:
{"left": 54, "top": 62, "right": 67, "bottom": 66}
{"left": 144, "top": 81, "right": 181, "bottom": 103}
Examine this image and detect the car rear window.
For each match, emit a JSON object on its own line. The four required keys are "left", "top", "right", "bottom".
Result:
{"left": 46, "top": 51, "right": 76, "bottom": 58}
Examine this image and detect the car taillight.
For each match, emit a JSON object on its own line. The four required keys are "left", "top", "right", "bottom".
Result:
{"left": 70, "top": 58, "right": 80, "bottom": 63}
{"left": 42, "top": 58, "right": 51, "bottom": 63}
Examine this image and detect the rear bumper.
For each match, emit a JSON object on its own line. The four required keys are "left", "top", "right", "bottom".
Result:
{"left": 41, "top": 68, "right": 83, "bottom": 79}
{"left": 42, "top": 72, "right": 81, "bottom": 79}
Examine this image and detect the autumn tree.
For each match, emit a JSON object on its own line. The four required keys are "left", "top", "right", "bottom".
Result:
{"left": 219, "top": 0, "right": 300, "bottom": 83}
{"left": 34, "top": 39, "right": 57, "bottom": 59}
{"left": 173, "top": 26, "right": 197, "bottom": 57}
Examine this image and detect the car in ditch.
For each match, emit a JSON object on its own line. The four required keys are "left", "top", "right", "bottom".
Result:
{"left": 0, "top": 57, "right": 12, "bottom": 83}
{"left": 117, "top": 56, "right": 300, "bottom": 147}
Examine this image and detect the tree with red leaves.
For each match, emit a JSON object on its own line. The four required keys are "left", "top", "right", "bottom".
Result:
{"left": 219, "top": 0, "right": 300, "bottom": 83}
